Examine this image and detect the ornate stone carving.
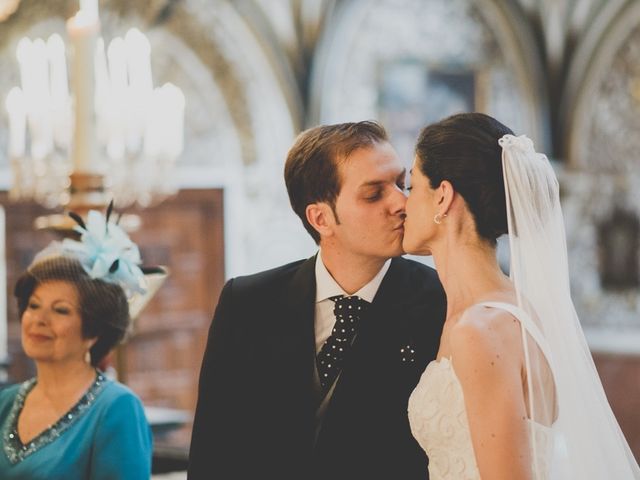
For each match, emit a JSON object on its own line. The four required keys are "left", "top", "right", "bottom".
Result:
{"left": 584, "top": 25, "right": 640, "bottom": 173}
{"left": 561, "top": 9, "right": 640, "bottom": 339}
{"left": 311, "top": 0, "right": 544, "bottom": 164}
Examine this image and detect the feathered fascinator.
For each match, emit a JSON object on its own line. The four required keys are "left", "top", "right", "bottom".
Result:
{"left": 31, "top": 203, "right": 147, "bottom": 297}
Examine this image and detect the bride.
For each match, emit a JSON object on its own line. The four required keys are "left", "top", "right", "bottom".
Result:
{"left": 403, "top": 113, "right": 640, "bottom": 479}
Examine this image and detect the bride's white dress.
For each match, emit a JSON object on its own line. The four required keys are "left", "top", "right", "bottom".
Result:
{"left": 407, "top": 302, "right": 553, "bottom": 480}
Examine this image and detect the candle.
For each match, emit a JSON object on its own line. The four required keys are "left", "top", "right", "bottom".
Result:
{"left": 47, "top": 33, "right": 71, "bottom": 150}
{"left": 164, "top": 83, "right": 185, "bottom": 158}
{"left": 80, "top": 0, "right": 99, "bottom": 22}
{"left": 125, "top": 28, "right": 152, "bottom": 153}
{"left": 15, "top": 37, "right": 32, "bottom": 100}
{"left": 143, "top": 83, "right": 185, "bottom": 159}
{"left": 67, "top": 1, "right": 101, "bottom": 173}
{"left": 106, "top": 36, "right": 127, "bottom": 160}
{"left": 29, "top": 38, "right": 54, "bottom": 160}
{"left": 5, "top": 87, "right": 26, "bottom": 158}
{"left": 15, "top": 37, "right": 37, "bottom": 144}
{"left": 143, "top": 87, "right": 162, "bottom": 158}
{"left": 125, "top": 28, "right": 152, "bottom": 94}
{"left": 94, "top": 37, "right": 110, "bottom": 146}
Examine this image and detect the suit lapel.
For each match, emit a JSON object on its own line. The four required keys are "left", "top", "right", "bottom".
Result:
{"left": 371, "top": 257, "right": 412, "bottom": 310}
{"left": 358, "top": 257, "right": 414, "bottom": 346}
{"left": 283, "top": 254, "right": 317, "bottom": 354}
{"left": 276, "top": 256, "right": 318, "bottom": 444}
{"left": 366, "top": 257, "right": 443, "bottom": 367}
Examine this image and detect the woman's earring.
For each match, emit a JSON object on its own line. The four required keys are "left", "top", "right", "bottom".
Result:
{"left": 85, "top": 350, "right": 91, "bottom": 365}
{"left": 434, "top": 213, "right": 447, "bottom": 225}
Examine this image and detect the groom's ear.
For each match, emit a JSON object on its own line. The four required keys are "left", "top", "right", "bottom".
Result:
{"left": 306, "top": 202, "right": 335, "bottom": 238}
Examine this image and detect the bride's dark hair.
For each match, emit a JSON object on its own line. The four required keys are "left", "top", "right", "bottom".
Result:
{"left": 415, "top": 112, "right": 514, "bottom": 245}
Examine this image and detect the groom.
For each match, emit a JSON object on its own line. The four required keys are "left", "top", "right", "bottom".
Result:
{"left": 188, "top": 121, "right": 446, "bottom": 479}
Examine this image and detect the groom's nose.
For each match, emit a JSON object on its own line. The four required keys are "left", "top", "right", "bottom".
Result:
{"left": 389, "top": 187, "right": 407, "bottom": 216}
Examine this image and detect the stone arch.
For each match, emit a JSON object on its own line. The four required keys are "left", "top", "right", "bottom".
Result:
{"left": 563, "top": 0, "right": 640, "bottom": 172}
{"left": 308, "top": 0, "right": 549, "bottom": 158}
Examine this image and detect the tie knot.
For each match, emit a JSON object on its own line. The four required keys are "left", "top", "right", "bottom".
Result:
{"left": 330, "top": 295, "right": 369, "bottom": 312}
{"left": 329, "top": 295, "right": 369, "bottom": 321}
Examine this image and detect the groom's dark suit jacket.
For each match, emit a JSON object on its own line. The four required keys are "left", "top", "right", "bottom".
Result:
{"left": 188, "top": 255, "right": 446, "bottom": 480}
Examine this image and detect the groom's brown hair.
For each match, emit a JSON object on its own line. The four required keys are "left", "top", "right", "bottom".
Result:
{"left": 284, "top": 121, "right": 388, "bottom": 243}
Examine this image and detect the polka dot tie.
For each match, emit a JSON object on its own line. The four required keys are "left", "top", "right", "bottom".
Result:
{"left": 316, "top": 295, "right": 369, "bottom": 396}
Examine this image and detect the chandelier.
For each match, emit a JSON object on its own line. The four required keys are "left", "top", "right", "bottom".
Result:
{"left": 4, "top": 0, "right": 185, "bottom": 214}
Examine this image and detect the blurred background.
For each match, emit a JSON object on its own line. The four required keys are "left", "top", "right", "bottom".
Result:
{"left": 0, "top": 0, "right": 638, "bottom": 475}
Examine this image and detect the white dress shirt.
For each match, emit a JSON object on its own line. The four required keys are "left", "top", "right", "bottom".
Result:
{"left": 314, "top": 252, "right": 391, "bottom": 352}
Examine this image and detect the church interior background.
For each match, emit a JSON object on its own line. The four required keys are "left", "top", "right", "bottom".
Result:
{"left": 0, "top": 0, "right": 638, "bottom": 475}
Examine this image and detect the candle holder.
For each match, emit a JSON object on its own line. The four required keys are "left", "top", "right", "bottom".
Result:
{"left": 3, "top": 1, "right": 179, "bottom": 383}
{"left": 33, "top": 172, "right": 141, "bottom": 234}
{"left": 4, "top": 1, "right": 185, "bottom": 212}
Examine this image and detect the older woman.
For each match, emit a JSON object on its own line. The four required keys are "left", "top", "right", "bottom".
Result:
{"left": 0, "top": 210, "right": 153, "bottom": 479}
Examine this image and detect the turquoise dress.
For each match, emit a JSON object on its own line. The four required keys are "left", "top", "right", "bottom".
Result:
{"left": 0, "top": 371, "right": 152, "bottom": 479}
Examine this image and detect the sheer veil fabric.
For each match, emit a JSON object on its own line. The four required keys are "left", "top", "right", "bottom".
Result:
{"left": 499, "top": 134, "right": 640, "bottom": 479}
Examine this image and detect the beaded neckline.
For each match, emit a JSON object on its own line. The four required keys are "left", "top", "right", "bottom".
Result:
{"left": 2, "top": 371, "right": 108, "bottom": 465}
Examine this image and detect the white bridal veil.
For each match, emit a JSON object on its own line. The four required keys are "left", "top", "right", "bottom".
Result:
{"left": 499, "top": 134, "right": 640, "bottom": 479}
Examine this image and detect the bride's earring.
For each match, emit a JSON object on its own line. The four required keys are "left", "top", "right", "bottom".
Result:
{"left": 85, "top": 350, "right": 91, "bottom": 365}
{"left": 433, "top": 213, "right": 447, "bottom": 224}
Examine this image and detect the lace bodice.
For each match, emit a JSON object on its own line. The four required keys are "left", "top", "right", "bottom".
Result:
{"left": 408, "top": 357, "right": 477, "bottom": 479}
{"left": 407, "top": 302, "right": 553, "bottom": 479}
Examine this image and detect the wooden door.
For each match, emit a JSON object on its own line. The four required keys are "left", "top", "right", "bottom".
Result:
{"left": 125, "top": 189, "right": 225, "bottom": 447}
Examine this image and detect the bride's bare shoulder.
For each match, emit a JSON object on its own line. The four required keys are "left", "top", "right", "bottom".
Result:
{"left": 450, "top": 304, "right": 523, "bottom": 369}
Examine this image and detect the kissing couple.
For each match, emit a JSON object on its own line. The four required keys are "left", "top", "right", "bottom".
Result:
{"left": 188, "top": 113, "right": 640, "bottom": 479}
